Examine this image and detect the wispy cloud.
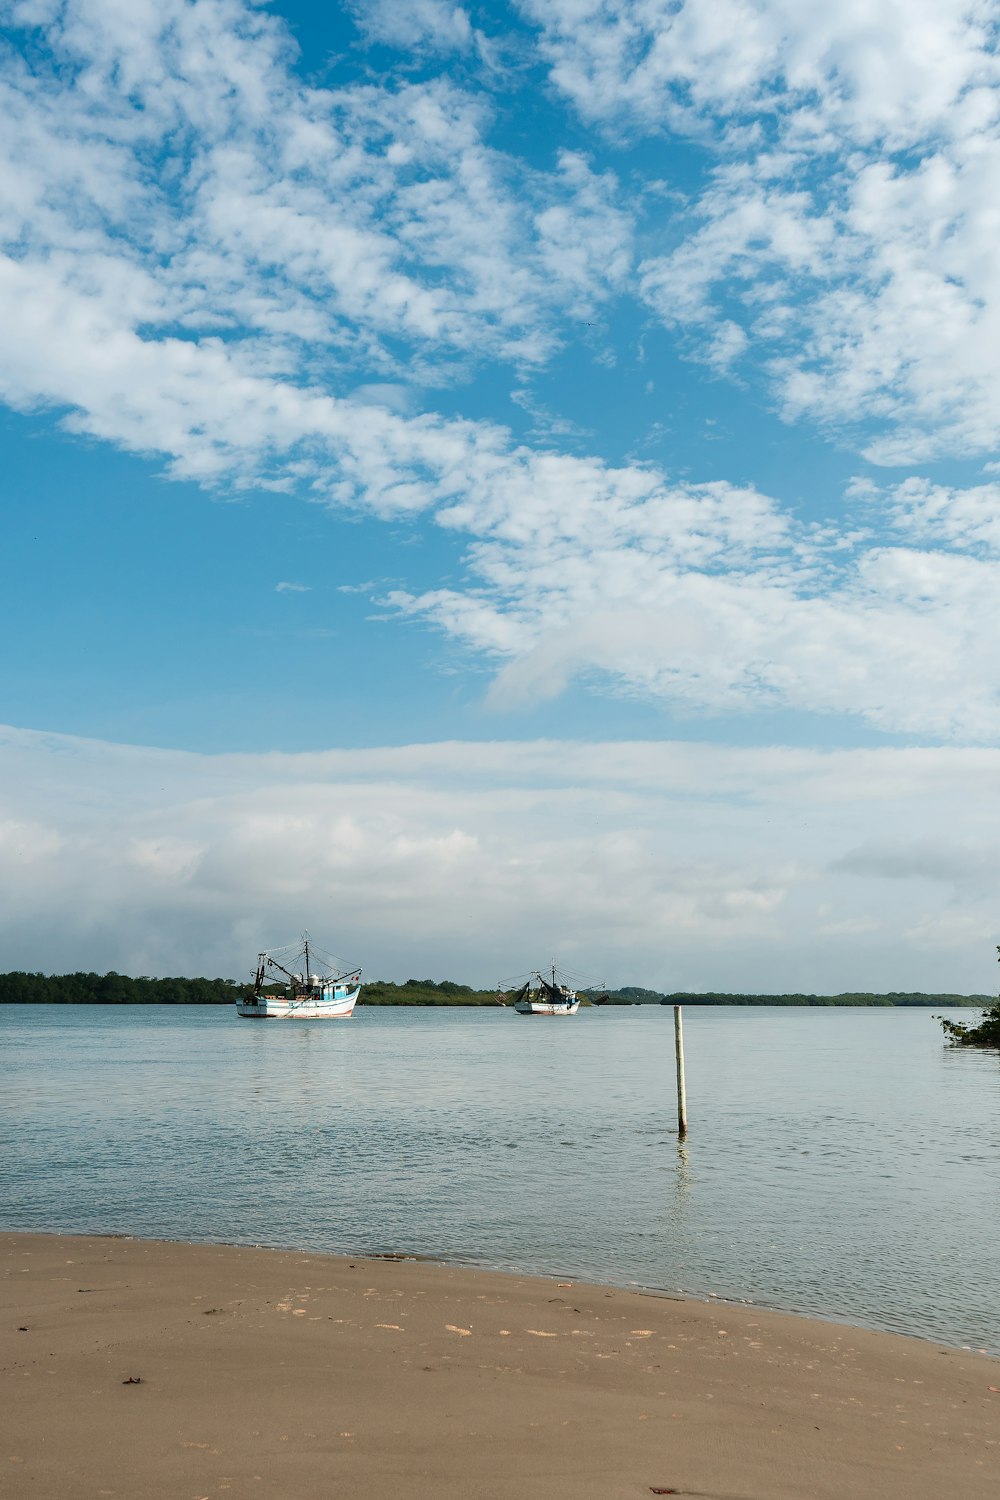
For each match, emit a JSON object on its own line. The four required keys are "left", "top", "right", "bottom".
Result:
{"left": 520, "top": 0, "right": 1000, "bottom": 460}
{"left": 388, "top": 465, "right": 1000, "bottom": 741}
{"left": 348, "top": 0, "right": 476, "bottom": 53}
{"left": 0, "top": 0, "right": 630, "bottom": 392}
{"left": 4, "top": 0, "right": 1000, "bottom": 745}
{"left": 275, "top": 580, "right": 311, "bottom": 592}
{"left": 855, "top": 476, "right": 1000, "bottom": 553}
{"left": 0, "top": 3, "right": 631, "bottom": 476}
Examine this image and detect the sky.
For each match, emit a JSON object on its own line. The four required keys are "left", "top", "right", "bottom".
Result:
{"left": 3, "top": 0, "right": 1000, "bottom": 990}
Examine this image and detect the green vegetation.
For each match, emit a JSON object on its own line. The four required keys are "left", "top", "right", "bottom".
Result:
{"left": 664, "top": 992, "right": 989, "bottom": 1007}
{"left": 359, "top": 979, "right": 499, "bottom": 1006}
{"left": 0, "top": 972, "right": 248, "bottom": 1004}
{"left": 939, "top": 999, "right": 1000, "bottom": 1049}
{"left": 588, "top": 987, "right": 988, "bottom": 1008}
{"left": 0, "top": 971, "right": 990, "bottom": 1007}
{"left": 0, "top": 972, "right": 500, "bottom": 1005}
{"left": 939, "top": 948, "right": 1000, "bottom": 1048}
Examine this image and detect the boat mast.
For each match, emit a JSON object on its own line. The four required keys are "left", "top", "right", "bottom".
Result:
{"left": 303, "top": 931, "right": 311, "bottom": 990}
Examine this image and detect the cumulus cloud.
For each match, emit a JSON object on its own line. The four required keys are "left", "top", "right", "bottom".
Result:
{"left": 520, "top": 0, "right": 997, "bottom": 147}
{"left": 3, "top": 724, "right": 999, "bottom": 992}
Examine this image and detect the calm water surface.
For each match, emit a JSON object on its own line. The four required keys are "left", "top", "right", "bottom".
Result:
{"left": 3, "top": 1005, "right": 998, "bottom": 1352}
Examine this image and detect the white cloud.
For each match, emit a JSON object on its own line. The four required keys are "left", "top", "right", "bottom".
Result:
{"left": 4, "top": 1, "right": 1000, "bottom": 743}
{"left": 774, "top": 136, "right": 1000, "bottom": 461}
{"left": 516, "top": 2, "right": 1000, "bottom": 460}
{"left": 275, "top": 580, "right": 311, "bottom": 592}
{"left": 856, "top": 476, "right": 1000, "bottom": 553}
{"left": 520, "top": 0, "right": 998, "bottom": 148}
{"left": 3, "top": 185, "right": 999, "bottom": 740}
{"left": 388, "top": 463, "right": 1000, "bottom": 740}
{"left": 350, "top": 383, "right": 418, "bottom": 414}
{"left": 635, "top": 126, "right": 1000, "bottom": 462}
{"left": 3, "top": 724, "right": 1000, "bottom": 992}
{"left": 532, "top": 150, "right": 633, "bottom": 316}
{"left": 349, "top": 0, "right": 474, "bottom": 53}
{"left": 0, "top": 0, "right": 634, "bottom": 412}
{"left": 0, "top": 0, "right": 638, "bottom": 495}
{"left": 5, "top": 0, "right": 1000, "bottom": 475}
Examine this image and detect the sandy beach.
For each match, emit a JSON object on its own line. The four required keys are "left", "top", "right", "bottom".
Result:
{"left": 2, "top": 1233, "right": 997, "bottom": 1499}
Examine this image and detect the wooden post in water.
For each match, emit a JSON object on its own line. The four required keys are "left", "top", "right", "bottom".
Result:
{"left": 674, "top": 1004, "right": 688, "bottom": 1137}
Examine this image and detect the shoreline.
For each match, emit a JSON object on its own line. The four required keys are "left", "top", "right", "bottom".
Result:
{"left": 3, "top": 1232, "right": 997, "bottom": 1499}
{"left": 6, "top": 1222, "right": 989, "bottom": 1359}
{"left": 1, "top": 997, "right": 988, "bottom": 1006}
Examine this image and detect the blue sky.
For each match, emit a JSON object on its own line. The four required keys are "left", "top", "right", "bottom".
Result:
{"left": 4, "top": 0, "right": 1000, "bottom": 989}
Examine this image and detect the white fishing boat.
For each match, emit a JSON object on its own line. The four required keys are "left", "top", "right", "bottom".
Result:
{"left": 503, "top": 966, "right": 580, "bottom": 1016}
{"left": 236, "top": 935, "right": 361, "bottom": 1020}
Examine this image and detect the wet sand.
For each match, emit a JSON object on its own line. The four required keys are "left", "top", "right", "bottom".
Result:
{"left": 2, "top": 1233, "right": 997, "bottom": 1499}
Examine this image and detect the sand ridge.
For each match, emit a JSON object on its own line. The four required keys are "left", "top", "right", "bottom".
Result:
{"left": 2, "top": 1233, "right": 997, "bottom": 1499}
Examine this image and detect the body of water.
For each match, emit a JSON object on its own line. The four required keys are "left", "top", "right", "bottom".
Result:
{"left": 3, "top": 1004, "right": 998, "bottom": 1352}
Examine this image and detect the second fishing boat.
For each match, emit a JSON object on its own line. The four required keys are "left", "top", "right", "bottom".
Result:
{"left": 504, "top": 966, "right": 580, "bottom": 1016}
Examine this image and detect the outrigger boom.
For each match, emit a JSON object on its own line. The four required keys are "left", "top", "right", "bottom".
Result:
{"left": 500, "top": 964, "right": 580, "bottom": 1016}
{"left": 238, "top": 933, "right": 362, "bottom": 1020}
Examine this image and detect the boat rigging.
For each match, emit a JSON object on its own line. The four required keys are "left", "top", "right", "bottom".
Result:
{"left": 236, "top": 933, "right": 362, "bottom": 1021}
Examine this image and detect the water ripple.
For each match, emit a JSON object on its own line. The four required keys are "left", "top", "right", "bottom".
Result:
{"left": 3, "top": 1003, "right": 998, "bottom": 1352}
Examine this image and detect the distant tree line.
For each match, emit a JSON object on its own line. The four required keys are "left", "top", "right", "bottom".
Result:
{"left": 347, "top": 979, "right": 498, "bottom": 1005}
{"left": 0, "top": 972, "right": 500, "bottom": 1005}
{"left": 663, "top": 991, "right": 989, "bottom": 1007}
{"left": 589, "top": 986, "right": 989, "bottom": 1008}
{"left": 0, "top": 971, "right": 990, "bottom": 1007}
{"left": 0, "top": 972, "right": 249, "bottom": 1004}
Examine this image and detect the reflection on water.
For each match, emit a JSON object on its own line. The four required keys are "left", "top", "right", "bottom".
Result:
{"left": 3, "top": 1004, "right": 998, "bottom": 1351}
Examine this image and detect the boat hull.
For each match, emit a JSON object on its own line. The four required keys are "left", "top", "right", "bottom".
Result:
{"left": 236, "top": 987, "right": 360, "bottom": 1020}
{"left": 513, "top": 998, "right": 580, "bottom": 1016}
